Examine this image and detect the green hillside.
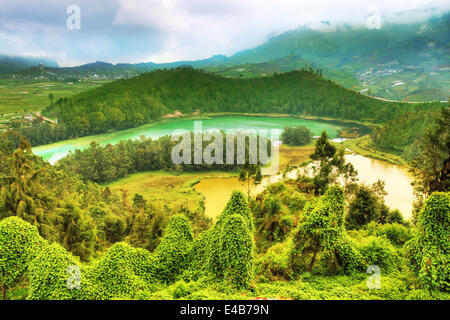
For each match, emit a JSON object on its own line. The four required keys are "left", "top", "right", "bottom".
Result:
{"left": 5, "top": 14, "right": 448, "bottom": 102}
{"left": 50, "top": 68, "right": 433, "bottom": 115}
{"left": 40, "top": 68, "right": 439, "bottom": 136}
{"left": 5, "top": 67, "right": 435, "bottom": 158}
{"left": 0, "top": 55, "right": 57, "bottom": 74}
{"left": 227, "top": 14, "right": 450, "bottom": 72}
{"left": 221, "top": 14, "right": 450, "bottom": 102}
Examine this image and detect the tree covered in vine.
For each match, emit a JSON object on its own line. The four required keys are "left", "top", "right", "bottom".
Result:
{"left": 405, "top": 192, "right": 450, "bottom": 291}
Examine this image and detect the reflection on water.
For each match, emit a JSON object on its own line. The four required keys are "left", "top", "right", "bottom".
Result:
{"left": 344, "top": 153, "right": 414, "bottom": 220}
{"left": 194, "top": 178, "right": 247, "bottom": 220}
{"left": 195, "top": 153, "right": 414, "bottom": 220}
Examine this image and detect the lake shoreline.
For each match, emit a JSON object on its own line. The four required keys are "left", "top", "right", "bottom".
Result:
{"left": 31, "top": 112, "right": 371, "bottom": 149}
{"left": 33, "top": 114, "right": 347, "bottom": 164}
{"left": 339, "top": 135, "right": 408, "bottom": 167}
{"left": 194, "top": 148, "right": 414, "bottom": 220}
{"left": 102, "top": 144, "right": 414, "bottom": 221}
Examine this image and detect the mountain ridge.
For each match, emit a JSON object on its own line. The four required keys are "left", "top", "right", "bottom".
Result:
{"left": 3, "top": 13, "right": 449, "bottom": 102}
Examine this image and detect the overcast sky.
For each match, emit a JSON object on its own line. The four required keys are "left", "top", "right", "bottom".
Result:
{"left": 0, "top": 0, "right": 448, "bottom": 66}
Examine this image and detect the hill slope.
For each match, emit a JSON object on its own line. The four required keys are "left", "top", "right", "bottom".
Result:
{"left": 43, "top": 68, "right": 443, "bottom": 135}
{"left": 0, "top": 55, "right": 58, "bottom": 74}
{"left": 8, "top": 14, "right": 448, "bottom": 102}
{"left": 222, "top": 13, "right": 450, "bottom": 101}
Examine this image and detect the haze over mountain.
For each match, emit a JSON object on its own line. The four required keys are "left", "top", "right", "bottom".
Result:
{"left": 6, "top": 11, "right": 448, "bottom": 102}
{"left": 216, "top": 12, "right": 450, "bottom": 101}
{"left": 1, "top": 0, "right": 449, "bottom": 65}
{"left": 0, "top": 55, "right": 58, "bottom": 74}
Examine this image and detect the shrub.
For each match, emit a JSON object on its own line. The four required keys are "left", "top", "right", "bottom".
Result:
{"left": 332, "top": 237, "right": 366, "bottom": 274}
{"left": 91, "top": 242, "right": 155, "bottom": 299}
{"left": 255, "top": 243, "right": 290, "bottom": 282}
{"left": 264, "top": 195, "right": 282, "bottom": 216}
{"left": 278, "top": 215, "right": 294, "bottom": 237}
{"left": 216, "top": 191, "right": 254, "bottom": 232}
{"left": 367, "top": 222, "right": 413, "bottom": 246}
{"left": 102, "top": 214, "right": 126, "bottom": 243}
{"left": 387, "top": 209, "right": 406, "bottom": 225}
{"left": 218, "top": 214, "right": 254, "bottom": 288}
{"left": 357, "top": 236, "right": 400, "bottom": 272}
{"left": 406, "top": 289, "right": 450, "bottom": 300}
{"left": 405, "top": 192, "right": 450, "bottom": 291}
{"left": 58, "top": 202, "right": 97, "bottom": 261}
{"left": 208, "top": 191, "right": 254, "bottom": 279}
{"left": 345, "top": 185, "right": 381, "bottom": 229}
{"left": 28, "top": 243, "right": 101, "bottom": 300}
{"left": 170, "top": 280, "right": 200, "bottom": 299}
{"left": 154, "top": 214, "right": 194, "bottom": 283}
{"left": 287, "top": 192, "right": 307, "bottom": 213}
{"left": 0, "top": 217, "right": 44, "bottom": 299}
{"left": 189, "top": 191, "right": 255, "bottom": 289}
{"left": 187, "top": 229, "right": 212, "bottom": 281}
{"left": 281, "top": 126, "right": 312, "bottom": 146}
{"left": 289, "top": 186, "right": 365, "bottom": 275}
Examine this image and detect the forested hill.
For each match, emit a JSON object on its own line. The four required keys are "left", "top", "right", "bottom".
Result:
{"left": 42, "top": 68, "right": 443, "bottom": 136}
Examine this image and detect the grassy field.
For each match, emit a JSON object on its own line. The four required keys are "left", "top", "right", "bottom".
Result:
{"left": 358, "top": 71, "right": 449, "bottom": 102}
{"left": 339, "top": 135, "right": 407, "bottom": 166}
{"left": 278, "top": 144, "right": 315, "bottom": 169}
{"left": 102, "top": 145, "right": 329, "bottom": 211}
{"left": 0, "top": 79, "right": 110, "bottom": 120}
{"left": 105, "top": 170, "right": 239, "bottom": 215}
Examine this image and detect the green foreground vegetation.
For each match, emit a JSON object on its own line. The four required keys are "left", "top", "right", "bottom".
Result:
{"left": 0, "top": 118, "right": 448, "bottom": 299}
{"left": 1, "top": 185, "right": 449, "bottom": 300}
{"left": 0, "top": 65, "right": 448, "bottom": 300}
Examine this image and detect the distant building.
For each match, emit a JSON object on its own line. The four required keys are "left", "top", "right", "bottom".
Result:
{"left": 24, "top": 114, "right": 35, "bottom": 121}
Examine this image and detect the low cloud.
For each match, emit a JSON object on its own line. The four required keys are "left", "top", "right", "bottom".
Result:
{"left": 0, "top": 0, "right": 448, "bottom": 66}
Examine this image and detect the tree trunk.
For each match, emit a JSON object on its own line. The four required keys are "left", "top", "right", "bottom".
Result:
{"left": 308, "top": 248, "right": 318, "bottom": 272}
{"left": 1, "top": 286, "right": 6, "bottom": 300}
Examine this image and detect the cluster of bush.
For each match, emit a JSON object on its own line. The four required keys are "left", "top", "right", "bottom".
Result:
{"left": 1, "top": 188, "right": 448, "bottom": 300}
{"left": 0, "top": 191, "right": 254, "bottom": 299}
{"left": 281, "top": 126, "right": 312, "bottom": 146}
{"left": 405, "top": 192, "right": 450, "bottom": 291}
{"left": 254, "top": 188, "right": 449, "bottom": 294}
{"left": 289, "top": 186, "right": 366, "bottom": 274}
{"left": 251, "top": 182, "right": 306, "bottom": 252}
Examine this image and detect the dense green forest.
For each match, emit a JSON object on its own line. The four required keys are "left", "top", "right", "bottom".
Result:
{"left": 16, "top": 68, "right": 445, "bottom": 148}
{"left": 371, "top": 107, "right": 447, "bottom": 159}
{"left": 280, "top": 126, "right": 312, "bottom": 146}
{"left": 57, "top": 132, "right": 270, "bottom": 183}
{"left": 0, "top": 132, "right": 212, "bottom": 265}
{"left": 1, "top": 168, "right": 449, "bottom": 299}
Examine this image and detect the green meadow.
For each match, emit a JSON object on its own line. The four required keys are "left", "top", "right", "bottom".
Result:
{"left": 0, "top": 79, "right": 110, "bottom": 118}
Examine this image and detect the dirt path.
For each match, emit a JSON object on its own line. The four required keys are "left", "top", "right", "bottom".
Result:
{"left": 36, "top": 112, "right": 57, "bottom": 124}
